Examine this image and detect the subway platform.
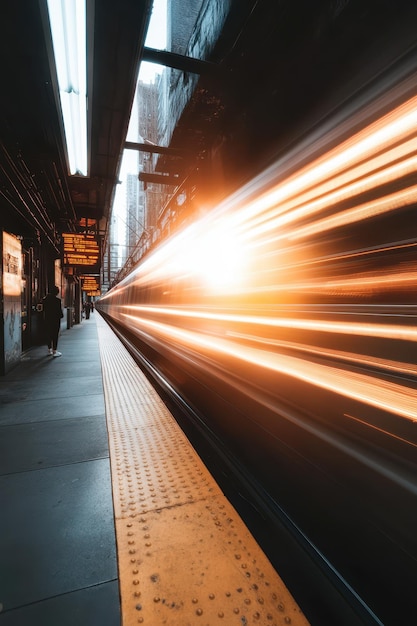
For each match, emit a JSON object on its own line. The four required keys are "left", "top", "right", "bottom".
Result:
{"left": 0, "top": 313, "right": 119, "bottom": 625}
{"left": 0, "top": 313, "right": 309, "bottom": 626}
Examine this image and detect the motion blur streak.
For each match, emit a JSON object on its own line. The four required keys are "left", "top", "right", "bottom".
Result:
{"left": 123, "top": 313, "right": 417, "bottom": 422}
{"left": 99, "top": 59, "right": 417, "bottom": 623}
{"left": 113, "top": 93, "right": 417, "bottom": 300}
{"left": 291, "top": 184, "right": 417, "bottom": 240}
{"left": 100, "top": 65, "right": 417, "bottom": 428}
{"left": 229, "top": 332, "right": 417, "bottom": 378}
{"left": 128, "top": 304, "right": 417, "bottom": 341}
{"left": 232, "top": 95, "right": 417, "bottom": 236}
{"left": 346, "top": 414, "right": 417, "bottom": 449}
{"left": 267, "top": 153, "right": 417, "bottom": 241}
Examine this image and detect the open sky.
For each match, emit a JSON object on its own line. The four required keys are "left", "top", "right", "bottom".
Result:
{"left": 112, "top": 0, "right": 168, "bottom": 260}
{"left": 139, "top": 0, "right": 167, "bottom": 83}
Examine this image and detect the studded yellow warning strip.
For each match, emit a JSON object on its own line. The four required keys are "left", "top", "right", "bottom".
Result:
{"left": 96, "top": 314, "right": 309, "bottom": 626}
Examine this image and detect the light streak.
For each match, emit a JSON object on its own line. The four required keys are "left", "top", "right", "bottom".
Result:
{"left": 105, "top": 86, "right": 417, "bottom": 300}
{"left": 101, "top": 66, "right": 417, "bottom": 438}
{"left": 232, "top": 96, "right": 417, "bottom": 235}
{"left": 126, "top": 304, "right": 417, "bottom": 342}
{"left": 123, "top": 312, "right": 417, "bottom": 422}
{"left": 289, "top": 184, "right": 417, "bottom": 240}
{"left": 244, "top": 149, "right": 417, "bottom": 243}
{"left": 227, "top": 331, "right": 417, "bottom": 377}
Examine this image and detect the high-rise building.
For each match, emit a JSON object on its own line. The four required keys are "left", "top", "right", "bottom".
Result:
{"left": 126, "top": 172, "right": 145, "bottom": 251}
{"left": 137, "top": 79, "right": 163, "bottom": 235}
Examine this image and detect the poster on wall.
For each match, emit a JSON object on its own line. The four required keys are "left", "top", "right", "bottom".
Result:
{"left": 2, "top": 232, "right": 22, "bottom": 373}
{"left": 3, "top": 232, "right": 21, "bottom": 296}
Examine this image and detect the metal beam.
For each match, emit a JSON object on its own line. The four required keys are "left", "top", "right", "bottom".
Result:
{"left": 125, "top": 141, "right": 187, "bottom": 157}
{"left": 138, "top": 172, "right": 181, "bottom": 185}
{"left": 142, "top": 46, "right": 217, "bottom": 75}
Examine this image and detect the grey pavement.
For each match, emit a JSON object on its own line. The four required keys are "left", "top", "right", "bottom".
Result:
{"left": 0, "top": 314, "right": 120, "bottom": 626}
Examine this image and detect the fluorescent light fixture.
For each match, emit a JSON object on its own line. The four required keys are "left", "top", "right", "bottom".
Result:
{"left": 46, "top": 0, "right": 88, "bottom": 176}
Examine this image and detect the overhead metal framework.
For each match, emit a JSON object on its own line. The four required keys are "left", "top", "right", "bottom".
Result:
{"left": 125, "top": 141, "right": 189, "bottom": 158}
{"left": 142, "top": 46, "right": 218, "bottom": 75}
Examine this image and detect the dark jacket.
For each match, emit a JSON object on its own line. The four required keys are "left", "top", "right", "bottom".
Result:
{"left": 42, "top": 293, "right": 63, "bottom": 325}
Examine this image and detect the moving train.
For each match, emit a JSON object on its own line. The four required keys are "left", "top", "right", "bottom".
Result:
{"left": 98, "top": 52, "right": 417, "bottom": 625}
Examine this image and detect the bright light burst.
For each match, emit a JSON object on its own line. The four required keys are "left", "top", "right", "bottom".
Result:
{"left": 102, "top": 66, "right": 417, "bottom": 429}
{"left": 124, "top": 89, "right": 417, "bottom": 302}
{"left": 129, "top": 216, "right": 248, "bottom": 293}
{"left": 181, "top": 223, "right": 246, "bottom": 291}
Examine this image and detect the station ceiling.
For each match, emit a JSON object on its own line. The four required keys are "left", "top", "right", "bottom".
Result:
{"left": 1, "top": 0, "right": 152, "bottom": 248}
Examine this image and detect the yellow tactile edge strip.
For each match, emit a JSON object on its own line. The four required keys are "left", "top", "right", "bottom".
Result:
{"left": 96, "top": 314, "right": 309, "bottom": 626}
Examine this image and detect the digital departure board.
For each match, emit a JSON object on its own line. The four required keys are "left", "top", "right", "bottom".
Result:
{"left": 82, "top": 275, "right": 101, "bottom": 295}
{"left": 63, "top": 233, "right": 100, "bottom": 269}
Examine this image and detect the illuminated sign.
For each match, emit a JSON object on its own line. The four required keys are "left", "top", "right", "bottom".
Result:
{"left": 81, "top": 275, "right": 101, "bottom": 296}
{"left": 82, "top": 275, "right": 100, "bottom": 289}
{"left": 63, "top": 233, "right": 100, "bottom": 268}
{"left": 3, "top": 232, "right": 22, "bottom": 296}
{"left": 77, "top": 217, "right": 97, "bottom": 235}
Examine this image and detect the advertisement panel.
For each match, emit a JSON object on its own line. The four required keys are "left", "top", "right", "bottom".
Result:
{"left": 2, "top": 232, "right": 22, "bottom": 373}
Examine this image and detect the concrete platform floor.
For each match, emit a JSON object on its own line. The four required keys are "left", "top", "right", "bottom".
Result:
{"left": 0, "top": 314, "right": 120, "bottom": 626}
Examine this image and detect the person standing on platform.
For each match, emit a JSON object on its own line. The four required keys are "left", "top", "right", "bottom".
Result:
{"left": 84, "top": 301, "right": 91, "bottom": 319}
{"left": 42, "top": 285, "right": 64, "bottom": 357}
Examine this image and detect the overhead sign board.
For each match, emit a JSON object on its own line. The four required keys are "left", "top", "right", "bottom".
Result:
{"left": 63, "top": 233, "right": 100, "bottom": 269}
{"left": 3, "top": 232, "right": 22, "bottom": 296}
{"left": 81, "top": 275, "right": 101, "bottom": 296}
{"left": 77, "top": 217, "right": 97, "bottom": 235}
